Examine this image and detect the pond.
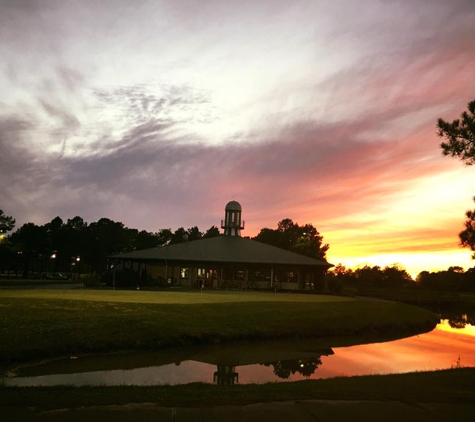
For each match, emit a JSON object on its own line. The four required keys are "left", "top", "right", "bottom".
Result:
{"left": 3, "top": 315, "right": 475, "bottom": 387}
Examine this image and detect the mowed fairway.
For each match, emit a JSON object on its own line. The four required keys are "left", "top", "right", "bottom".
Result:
{"left": 0, "top": 289, "right": 437, "bottom": 365}
{"left": 0, "top": 289, "right": 352, "bottom": 304}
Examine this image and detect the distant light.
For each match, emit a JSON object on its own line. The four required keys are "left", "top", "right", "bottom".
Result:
{"left": 51, "top": 253, "right": 56, "bottom": 259}
{"left": 76, "top": 257, "right": 81, "bottom": 262}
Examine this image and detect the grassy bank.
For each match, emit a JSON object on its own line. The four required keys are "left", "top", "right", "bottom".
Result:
{"left": 0, "top": 280, "right": 80, "bottom": 287}
{"left": 0, "top": 290, "right": 437, "bottom": 365}
{"left": 1, "top": 368, "right": 474, "bottom": 410}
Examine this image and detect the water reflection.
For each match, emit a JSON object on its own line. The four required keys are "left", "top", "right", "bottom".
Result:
{"left": 439, "top": 310, "right": 475, "bottom": 330}
{"left": 3, "top": 318, "right": 474, "bottom": 387}
{"left": 214, "top": 365, "right": 239, "bottom": 385}
{"left": 427, "top": 306, "right": 475, "bottom": 334}
{"left": 263, "top": 356, "right": 324, "bottom": 379}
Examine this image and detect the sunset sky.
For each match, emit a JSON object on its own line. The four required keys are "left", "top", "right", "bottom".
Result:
{"left": 1, "top": 0, "right": 475, "bottom": 275}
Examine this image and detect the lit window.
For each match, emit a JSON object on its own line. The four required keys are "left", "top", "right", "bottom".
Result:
{"left": 180, "top": 268, "right": 189, "bottom": 279}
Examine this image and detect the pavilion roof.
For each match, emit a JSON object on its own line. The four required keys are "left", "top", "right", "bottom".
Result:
{"left": 110, "top": 236, "right": 332, "bottom": 268}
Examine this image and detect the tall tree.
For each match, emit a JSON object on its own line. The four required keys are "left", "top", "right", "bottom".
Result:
{"left": 44, "top": 217, "right": 65, "bottom": 271}
{"left": 87, "top": 218, "right": 132, "bottom": 273}
{"left": 170, "top": 227, "right": 187, "bottom": 244}
{"left": 186, "top": 226, "right": 203, "bottom": 241}
{"left": 203, "top": 225, "right": 221, "bottom": 238}
{"left": 134, "top": 230, "right": 160, "bottom": 250}
{"left": 0, "top": 210, "right": 16, "bottom": 272}
{"left": 9, "top": 223, "right": 48, "bottom": 277}
{"left": 62, "top": 216, "right": 89, "bottom": 270}
{"left": 157, "top": 228, "right": 173, "bottom": 246}
{"left": 254, "top": 218, "right": 329, "bottom": 260}
{"left": 439, "top": 100, "right": 475, "bottom": 257}
{"left": 0, "top": 210, "right": 15, "bottom": 234}
{"left": 439, "top": 99, "right": 475, "bottom": 165}
{"left": 459, "top": 197, "right": 475, "bottom": 259}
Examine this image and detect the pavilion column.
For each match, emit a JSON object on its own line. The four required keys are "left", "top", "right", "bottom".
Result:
{"left": 190, "top": 266, "right": 197, "bottom": 288}
{"left": 321, "top": 269, "right": 329, "bottom": 293}
{"left": 297, "top": 268, "right": 303, "bottom": 290}
{"left": 270, "top": 265, "right": 274, "bottom": 289}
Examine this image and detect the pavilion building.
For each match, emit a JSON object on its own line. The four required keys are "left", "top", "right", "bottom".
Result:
{"left": 109, "top": 201, "right": 332, "bottom": 290}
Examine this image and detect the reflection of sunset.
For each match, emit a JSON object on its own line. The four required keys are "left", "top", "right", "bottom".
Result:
{"left": 437, "top": 319, "right": 475, "bottom": 337}
{"left": 7, "top": 322, "right": 474, "bottom": 387}
{"left": 312, "top": 321, "right": 475, "bottom": 380}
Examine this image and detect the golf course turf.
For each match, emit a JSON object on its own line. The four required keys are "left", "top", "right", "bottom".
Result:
{"left": 0, "top": 289, "right": 438, "bottom": 365}
{"left": 5, "top": 288, "right": 467, "bottom": 419}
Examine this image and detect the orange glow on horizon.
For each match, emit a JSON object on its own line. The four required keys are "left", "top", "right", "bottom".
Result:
{"left": 437, "top": 319, "right": 475, "bottom": 337}
{"left": 245, "top": 165, "right": 475, "bottom": 275}
{"left": 327, "top": 249, "right": 474, "bottom": 276}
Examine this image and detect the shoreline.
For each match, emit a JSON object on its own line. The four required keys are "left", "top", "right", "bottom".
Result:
{"left": 0, "top": 290, "right": 437, "bottom": 366}
{"left": 1, "top": 368, "right": 474, "bottom": 412}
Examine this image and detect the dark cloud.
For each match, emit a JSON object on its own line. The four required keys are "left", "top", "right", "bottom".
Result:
{"left": 0, "top": 115, "right": 51, "bottom": 212}
{"left": 0, "top": 102, "right": 450, "bottom": 232}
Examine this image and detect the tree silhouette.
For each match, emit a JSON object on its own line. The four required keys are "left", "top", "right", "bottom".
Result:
{"left": 253, "top": 219, "right": 329, "bottom": 260}
{"left": 134, "top": 230, "right": 160, "bottom": 250}
{"left": 203, "top": 225, "right": 221, "bottom": 238}
{"left": 157, "top": 228, "right": 173, "bottom": 246}
{"left": 0, "top": 210, "right": 15, "bottom": 234}
{"left": 186, "top": 226, "right": 203, "bottom": 241}
{"left": 459, "top": 197, "right": 475, "bottom": 259}
{"left": 438, "top": 100, "right": 475, "bottom": 258}
{"left": 263, "top": 356, "right": 323, "bottom": 379}
{"left": 439, "top": 99, "right": 475, "bottom": 165}
{"left": 87, "top": 218, "right": 133, "bottom": 273}
{"left": 9, "top": 223, "right": 48, "bottom": 277}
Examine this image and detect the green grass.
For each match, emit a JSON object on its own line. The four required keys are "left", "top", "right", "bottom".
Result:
{"left": 0, "top": 289, "right": 353, "bottom": 304}
{"left": 0, "top": 279, "right": 81, "bottom": 287}
{"left": 1, "top": 368, "right": 474, "bottom": 410}
{"left": 0, "top": 289, "right": 437, "bottom": 365}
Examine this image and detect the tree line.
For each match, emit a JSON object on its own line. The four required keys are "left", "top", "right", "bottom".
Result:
{"left": 2, "top": 209, "right": 474, "bottom": 291}
{"left": 0, "top": 211, "right": 329, "bottom": 278}
{"left": 326, "top": 264, "right": 475, "bottom": 293}
{"left": 0, "top": 214, "right": 221, "bottom": 277}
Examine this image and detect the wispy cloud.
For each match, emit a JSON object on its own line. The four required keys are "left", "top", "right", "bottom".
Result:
{"left": 1, "top": 0, "right": 475, "bottom": 273}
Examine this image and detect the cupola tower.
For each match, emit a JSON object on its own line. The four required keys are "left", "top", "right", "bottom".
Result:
{"left": 221, "top": 200, "right": 245, "bottom": 237}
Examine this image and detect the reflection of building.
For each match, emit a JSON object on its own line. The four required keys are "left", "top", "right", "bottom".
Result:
{"left": 213, "top": 365, "right": 239, "bottom": 385}
{"left": 110, "top": 201, "right": 332, "bottom": 290}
